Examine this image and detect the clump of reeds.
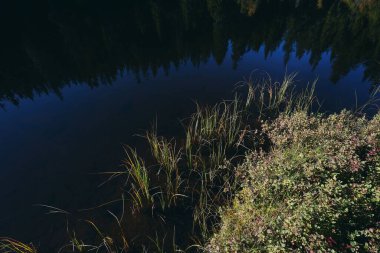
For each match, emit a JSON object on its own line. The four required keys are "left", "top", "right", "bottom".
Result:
{"left": 7, "top": 72, "right": 327, "bottom": 253}
{"left": 0, "top": 238, "right": 37, "bottom": 253}
{"left": 131, "top": 72, "right": 317, "bottom": 241}
{"left": 58, "top": 220, "right": 126, "bottom": 253}
{"left": 240, "top": 71, "right": 317, "bottom": 117}
{"left": 182, "top": 98, "right": 250, "bottom": 239}
{"left": 186, "top": 97, "right": 245, "bottom": 148}
{"left": 146, "top": 128, "right": 183, "bottom": 208}
{"left": 122, "top": 146, "right": 153, "bottom": 211}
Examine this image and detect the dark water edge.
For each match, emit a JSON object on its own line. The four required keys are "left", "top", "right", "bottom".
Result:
{"left": 0, "top": 0, "right": 379, "bottom": 251}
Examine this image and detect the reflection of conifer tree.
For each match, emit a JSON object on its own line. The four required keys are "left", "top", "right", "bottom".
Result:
{"left": 207, "top": 0, "right": 225, "bottom": 23}
{"left": 212, "top": 24, "right": 228, "bottom": 65}
{"left": 0, "top": 0, "right": 379, "bottom": 105}
{"left": 149, "top": 0, "right": 162, "bottom": 40}
{"left": 180, "top": 0, "right": 191, "bottom": 30}
{"left": 236, "top": 0, "right": 259, "bottom": 16}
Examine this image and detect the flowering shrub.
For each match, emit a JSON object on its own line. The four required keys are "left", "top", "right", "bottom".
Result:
{"left": 207, "top": 111, "right": 380, "bottom": 252}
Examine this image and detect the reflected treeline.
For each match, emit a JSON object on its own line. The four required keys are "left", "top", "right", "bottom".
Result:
{"left": 0, "top": 0, "right": 379, "bottom": 105}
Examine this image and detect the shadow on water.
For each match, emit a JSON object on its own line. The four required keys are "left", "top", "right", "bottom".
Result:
{"left": 0, "top": 0, "right": 379, "bottom": 107}
{"left": 0, "top": 0, "right": 379, "bottom": 252}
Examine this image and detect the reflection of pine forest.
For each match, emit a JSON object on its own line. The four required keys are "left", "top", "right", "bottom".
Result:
{"left": 1, "top": 0, "right": 379, "bottom": 104}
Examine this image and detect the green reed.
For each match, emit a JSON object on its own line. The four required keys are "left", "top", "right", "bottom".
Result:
{"left": 146, "top": 129, "right": 183, "bottom": 208}
{"left": 0, "top": 238, "right": 37, "bottom": 253}
{"left": 241, "top": 72, "right": 317, "bottom": 117}
{"left": 122, "top": 146, "right": 152, "bottom": 211}
{"left": 7, "top": 73, "right": 324, "bottom": 252}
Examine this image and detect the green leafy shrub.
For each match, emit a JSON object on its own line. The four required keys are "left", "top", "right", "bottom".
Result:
{"left": 207, "top": 111, "right": 380, "bottom": 252}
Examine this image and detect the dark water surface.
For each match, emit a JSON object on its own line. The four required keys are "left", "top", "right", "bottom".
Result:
{"left": 0, "top": 0, "right": 379, "bottom": 250}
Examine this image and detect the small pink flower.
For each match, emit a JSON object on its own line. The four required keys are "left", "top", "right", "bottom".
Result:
{"left": 327, "top": 236, "right": 337, "bottom": 247}
{"left": 368, "top": 147, "right": 379, "bottom": 156}
{"left": 350, "top": 160, "right": 360, "bottom": 172}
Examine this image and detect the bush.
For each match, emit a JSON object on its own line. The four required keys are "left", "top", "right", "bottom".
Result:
{"left": 207, "top": 111, "right": 380, "bottom": 252}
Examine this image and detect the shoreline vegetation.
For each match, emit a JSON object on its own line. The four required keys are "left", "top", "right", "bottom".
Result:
{"left": 1, "top": 72, "right": 379, "bottom": 252}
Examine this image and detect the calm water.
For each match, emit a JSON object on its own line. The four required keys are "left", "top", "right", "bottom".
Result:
{"left": 0, "top": 0, "right": 379, "bottom": 251}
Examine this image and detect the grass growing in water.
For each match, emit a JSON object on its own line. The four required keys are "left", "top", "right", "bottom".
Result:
{"left": 186, "top": 97, "right": 245, "bottom": 148}
{"left": 0, "top": 239, "right": 37, "bottom": 253}
{"left": 122, "top": 146, "right": 153, "bottom": 211}
{"left": 240, "top": 71, "right": 318, "bottom": 117}
{"left": 146, "top": 129, "right": 183, "bottom": 208}
{"left": 6, "top": 72, "right": 379, "bottom": 252}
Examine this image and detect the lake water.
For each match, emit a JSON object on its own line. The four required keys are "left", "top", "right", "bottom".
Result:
{"left": 0, "top": 0, "right": 379, "bottom": 251}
